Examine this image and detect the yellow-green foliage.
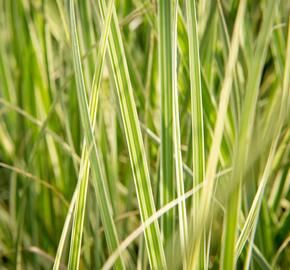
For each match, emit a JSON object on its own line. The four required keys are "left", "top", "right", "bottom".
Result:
{"left": 0, "top": 0, "right": 289, "bottom": 269}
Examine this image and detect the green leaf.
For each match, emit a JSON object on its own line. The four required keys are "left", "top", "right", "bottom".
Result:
{"left": 68, "top": 1, "right": 124, "bottom": 269}
{"left": 221, "top": 1, "right": 280, "bottom": 269}
{"left": 98, "top": 1, "right": 167, "bottom": 268}
{"left": 185, "top": 0, "right": 206, "bottom": 267}
{"left": 172, "top": 0, "right": 188, "bottom": 264}
{"left": 158, "top": 0, "right": 175, "bottom": 244}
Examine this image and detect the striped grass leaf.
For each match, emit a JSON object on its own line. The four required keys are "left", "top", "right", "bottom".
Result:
{"left": 236, "top": 16, "right": 290, "bottom": 261}
{"left": 185, "top": 0, "right": 206, "bottom": 267}
{"left": 68, "top": 1, "right": 124, "bottom": 269}
{"left": 172, "top": 0, "right": 188, "bottom": 263}
{"left": 158, "top": 0, "right": 174, "bottom": 243}
{"left": 176, "top": 3, "right": 232, "bottom": 169}
{"left": 65, "top": 0, "right": 115, "bottom": 263}
{"left": 98, "top": 0, "right": 167, "bottom": 269}
{"left": 221, "top": 1, "right": 279, "bottom": 269}
{"left": 53, "top": 182, "right": 79, "bottom": 270}
{"left": 186, "top": 0, "right": 205, "bottom": 215}
{"left": 144, "top": 30, "right": 155, "bottom": 158}
{"left": 98, "top": 0, "right": 166, "bottom": 269}
{"left": 188, "top": 0, "right": 246, "bottom": 267}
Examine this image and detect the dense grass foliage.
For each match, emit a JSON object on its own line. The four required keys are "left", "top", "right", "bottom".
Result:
{"left": 0, "top": 0, "right": 289, "bottom": 269}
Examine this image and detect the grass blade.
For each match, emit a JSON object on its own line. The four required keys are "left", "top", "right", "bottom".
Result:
{"left": 68, "top": 1, "right": 124, "bottom": 269}
{"left": 185, "top": 0, "right": 205, "bottom": 267}
{"left": 236, "top": 15, "right": 290, "bottom": 261}
{"left": 172, "top": 0, "right": 188, "bottom": 260}
{"left": 98, "top": 1, "right": 167, "bottom": 268}
{"left": 158, "top": 0, "right": 175, "bottom": 244}
{"left": 188, "top": 0, "right": 246, "bottom": 267}
{"left": 221, "top": 1, "right": 279, "bottom": 269}
{"left": 53, "top": 183, "right": 79, "bottom": 270}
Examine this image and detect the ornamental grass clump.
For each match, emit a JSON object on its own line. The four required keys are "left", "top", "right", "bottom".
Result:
{"left": 0, "top": 0, "right": 289, "bottom": 269}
